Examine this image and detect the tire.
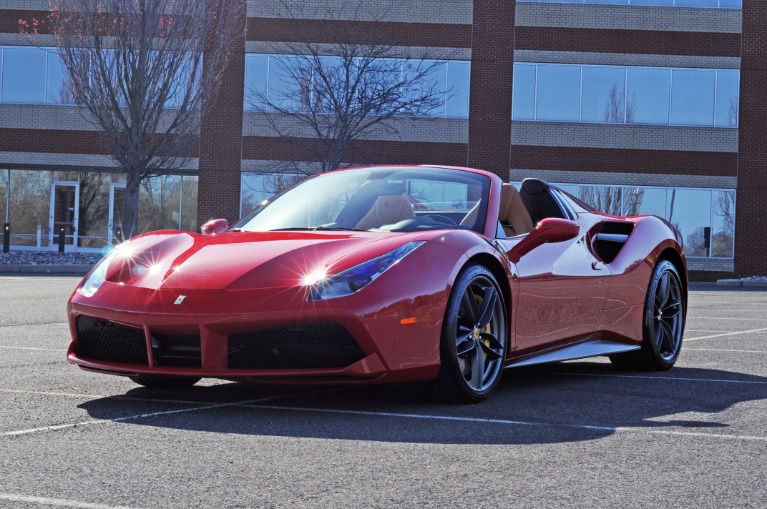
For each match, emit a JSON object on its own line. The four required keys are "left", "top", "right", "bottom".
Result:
{"left": 129, "top": 375, "right": 201, "bottom": 389}
{"left": 435, "top": 264, "right": 508, "bottom": 403}
{"left": 609, "top": 259, "right": 685, "bottom": 371}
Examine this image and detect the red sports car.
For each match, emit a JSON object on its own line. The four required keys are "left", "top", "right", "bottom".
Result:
{"left": 67, "top": 165, "right": 687, "bottom": 403}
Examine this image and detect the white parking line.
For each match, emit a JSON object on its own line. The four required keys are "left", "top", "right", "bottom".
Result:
{"left": 685, "top": 348, "right": 767, "bottom": 354}
{"left": 0, "top": 389, "right": 334, "bottom": 438}
{"left": 0, "top": 346, "right": 66, "bottom": 352}
{"left": 0, "top": 493, "right": 139, "bottom": 509}
{"left": 687, "top": 316, "right": 767, "bottom": 321}
{"left": 246, "top": 404, "right": 767, "bottom": 442}
{"left": 539, "top": 371, "right": 767, "bottom": 385}
{"left": 0, "top": 388, "right": 242, "bottom": 406}
{"left": 685, "top": 327, "right": 767, "bottom": 342}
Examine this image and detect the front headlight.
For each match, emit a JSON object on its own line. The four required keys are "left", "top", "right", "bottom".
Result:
{"left": 79, "top": 254, "right": 112, "bottom": 297}
{"left": 307, "top": 241, "right": 424, "bottom": 301}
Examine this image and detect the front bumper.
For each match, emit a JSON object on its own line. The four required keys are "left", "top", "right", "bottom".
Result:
{"left": 67, "top": 282, "right": 446, "bottom": 384}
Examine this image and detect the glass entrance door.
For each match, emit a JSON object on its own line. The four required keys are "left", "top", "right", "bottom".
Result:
{"left": 108, "top": 182, "right": 126, "bottom": 245}
{"left": 49, "top": 181, "right": 80, "bottom": 251}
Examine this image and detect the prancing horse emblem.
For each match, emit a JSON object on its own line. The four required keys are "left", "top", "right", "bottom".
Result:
{"left": 174, "top": 295, "right": 187, "bottom": 305}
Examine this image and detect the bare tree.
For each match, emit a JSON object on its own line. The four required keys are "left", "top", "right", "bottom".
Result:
{"left": 578, "top": 186, "right": 623, "bottom": 216}
{"left": 603, "top": 83, "right": 637, "bottom": 124}
{"left": 246, "top": 2, "right": 449, "bottom": 173}
{"left": 21, "top": 0, "right": 241, "bottom": 238}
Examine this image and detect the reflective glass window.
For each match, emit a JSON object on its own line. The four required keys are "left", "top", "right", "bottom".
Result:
{"left": 77, "top": 172, "right": 110, "bottom": 249}
{"left": 181, "top": 176, "right": 199, "bottom": 232}
{"left": 578, "top": 186, "right": 623, "bottom": 215}
{"left": 2, "top": 47, "right": 46, "bottom": 103}
{"left": 668, "top": 189, "right": 711, "bottom": 257}
{"left": 715, "top": 70, "right": 739, "bottom": 127}
{"left": 711, "top": 190, "right": 735, "bottom": 258}
{"left": 675, "top": 0, "right": 718, "bottom": 6}
{"left": 581, "top": 66, "right": 626, "bottom": 123}
{"left": 622, "top": 187, "right": 667, "bottom": 217}
{"left": 139, "top": 175, "right": 182, "bottom": 232}
{"left": 403, "top": 60, "right": 446, "bottom": 118}
{"left": 446, "top": 61, "right": 470, "bottom": 118}
{"left": 536, "top": 65, "right": 580, "bottom": 122}
{"left": 631, "top": 0, "right": 674, "bottom": 5}
{"left": 671, "top": 69, "right": 715, "bottom": 126}
{"left": 512, "top": 64, "right": 536, "bottom": 120}
{"left": 0, "top": 169, "right": 8, "bottom": 224}
{"left": 268, "top": 56, "right": 306, "bottom": 112}
{"left": 45, "top": 51, "right": 74, "bottom": 104}
{"left": 244, "top": 54, "right": 268, "bottom": 111}
{"left": 627, "top": 67, "right": 670, "bottom": 125}
{"left": 719, "top": 0, "right": 742, "bottom": 7}
{"left": 8, "top": 169, "right": 51, "bottom": 247}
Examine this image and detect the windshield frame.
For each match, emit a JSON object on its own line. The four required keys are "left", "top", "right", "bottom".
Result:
{"left": 231, "top": 166, "right": 492, "bottom": 235}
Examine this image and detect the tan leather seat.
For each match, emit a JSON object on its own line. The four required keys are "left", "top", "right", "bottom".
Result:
{"left": 355, "top": 194, "right": 415, "bottom": 230}
{"left": 459, "top": 201, "right": 481, "bottom": 229}
{"left": 499, "top": 183, "right": 534, "bottom": 237}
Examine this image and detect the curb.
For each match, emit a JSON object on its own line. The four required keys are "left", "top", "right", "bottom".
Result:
{"left": 0, "top": 264, "right": 91, "bottom": 276}
{"left": 716, "top": 278, "right": 767, "bottom": 288}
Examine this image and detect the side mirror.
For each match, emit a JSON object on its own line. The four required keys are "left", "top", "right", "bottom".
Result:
{"left": 508, "top": 217, "right": 580, "bottom": 263}
{"left": 200, "top": 218, "right": 228, "bottom": 236}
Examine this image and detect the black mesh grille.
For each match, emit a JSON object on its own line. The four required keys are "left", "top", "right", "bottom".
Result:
{"left": 228, "top": 323, "right": 364, "bottom": 370}
{"left": 152, "top": 334, "right": 202, "bottom": 368}
{"left": 75, "top": 315, "right": 149, "bottom": 365}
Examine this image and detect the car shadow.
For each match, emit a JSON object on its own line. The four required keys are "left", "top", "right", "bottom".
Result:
{"left": 76, "top": 361, "right": 767, "bottom": 445}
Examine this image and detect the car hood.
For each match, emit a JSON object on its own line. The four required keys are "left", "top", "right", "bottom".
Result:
{"left": 101, "top": 230, "right": 424, "bottom": 291}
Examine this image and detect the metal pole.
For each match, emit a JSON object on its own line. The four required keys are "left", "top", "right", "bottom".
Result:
{"left": 58, "top": 227, "right": 65, "bottom": 253}
{"left": 2, "top": 223, "right": 9, "bottom": 254}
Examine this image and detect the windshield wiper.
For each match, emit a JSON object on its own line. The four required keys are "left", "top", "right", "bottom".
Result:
{"left": 267, "top": 226, "right": 365, "bottom": 232}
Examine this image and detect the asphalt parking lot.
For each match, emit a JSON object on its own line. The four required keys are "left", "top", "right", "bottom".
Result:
{"left": 0, "top": 276, "right": 766, "bottom": 508}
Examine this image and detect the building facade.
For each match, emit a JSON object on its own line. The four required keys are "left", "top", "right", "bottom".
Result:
{"left": 0, "top": 0, "right": 764, "bottom": 275}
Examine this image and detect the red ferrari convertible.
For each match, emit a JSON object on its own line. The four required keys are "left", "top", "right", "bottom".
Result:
{"left": 67, "top": 165, "right": 687, "bottom": 403}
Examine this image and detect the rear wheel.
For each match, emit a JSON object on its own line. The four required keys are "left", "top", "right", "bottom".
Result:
{"left": 129, "top": 375, "right": 201, "bottom": 389}
{"left": 610, "top": 259, "right": 685, "bottom": 370}
{"left": 435, "top": 265, "right": 508, "bottom": 403}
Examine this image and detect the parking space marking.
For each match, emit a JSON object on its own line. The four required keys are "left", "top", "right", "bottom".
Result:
{"left": 685, "top": 348, "right": 767, "bottom": 354}
{"left": 685, "top": 327, "right": 767, "bottom": 342}
{"left": 0, "top": 389, "right": 335, "bottom": 438}
{"left": 687, "top": 316, "right": 767, "bottom": 321}
{"left": 246, "top": 404, "right": 767, "bottom": 442}
{"left": 539, "top": 371, "right": 767, "bottom": 385}
{"left": 0, "top": 492, "right": 139, "bottom": 509}
{"left": 0, "top": 388, "right": 245, "bottom": 406}
{"left": 0, "top": 346, "right": 66, "bottom": 352}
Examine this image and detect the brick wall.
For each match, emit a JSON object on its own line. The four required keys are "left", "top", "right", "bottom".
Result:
{"left": 467, "top": 0, "right": 515, "bottom": 178}
{"left": 734, "top": 0, "right": 767, "bottom": 276}
{"left": 196, "top": 0, "right": 247, "bottom": 226}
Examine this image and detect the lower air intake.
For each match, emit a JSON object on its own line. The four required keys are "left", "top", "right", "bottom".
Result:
{"left": 228, "top": 323, "right": 364, "bottom": 370}
{"left": 75, "top": 315, "right": 149, "bottom": 366}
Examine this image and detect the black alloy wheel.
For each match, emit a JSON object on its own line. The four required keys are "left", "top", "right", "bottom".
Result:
{"left": 610, "top": 259, "right": 685, "bottom": 370}
{"left": 435, "top": 264, "right": 508, "bottom": 403}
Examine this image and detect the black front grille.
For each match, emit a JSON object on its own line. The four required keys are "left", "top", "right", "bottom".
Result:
{"left": 228, "top": 323, "right": 364, "bottom": 370}
{"left": 75, "top": 315, "right": 149, "bottom": 366}
{"left": 152, "top": 334, "right": 202, "bottom": 368}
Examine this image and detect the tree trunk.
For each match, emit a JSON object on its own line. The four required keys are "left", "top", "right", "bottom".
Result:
{"left": 122, "top": 172, "right": 142, "bottom": 239}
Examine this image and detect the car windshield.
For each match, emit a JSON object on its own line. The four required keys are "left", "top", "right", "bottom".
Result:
{"left": 232, "top": 167, "right": 491, "bottom": 233}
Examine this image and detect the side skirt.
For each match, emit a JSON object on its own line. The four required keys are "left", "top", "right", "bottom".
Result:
{"left": 506, "top": 340, "right": 640, "bottom": 369}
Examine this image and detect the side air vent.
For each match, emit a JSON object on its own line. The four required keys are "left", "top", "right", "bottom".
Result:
{"left": 592, "top": 222, "right": 635, "bottom": 264}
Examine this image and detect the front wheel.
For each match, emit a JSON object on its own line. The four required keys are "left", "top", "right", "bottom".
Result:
{"left": 610, "top": 259, "right": 685, "bottom": 371}
{"left": 129, "top": 375, "right": 201, "bottom": 389}
{"left": 435, "top": 265, "right": 508, "bottom": 404}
